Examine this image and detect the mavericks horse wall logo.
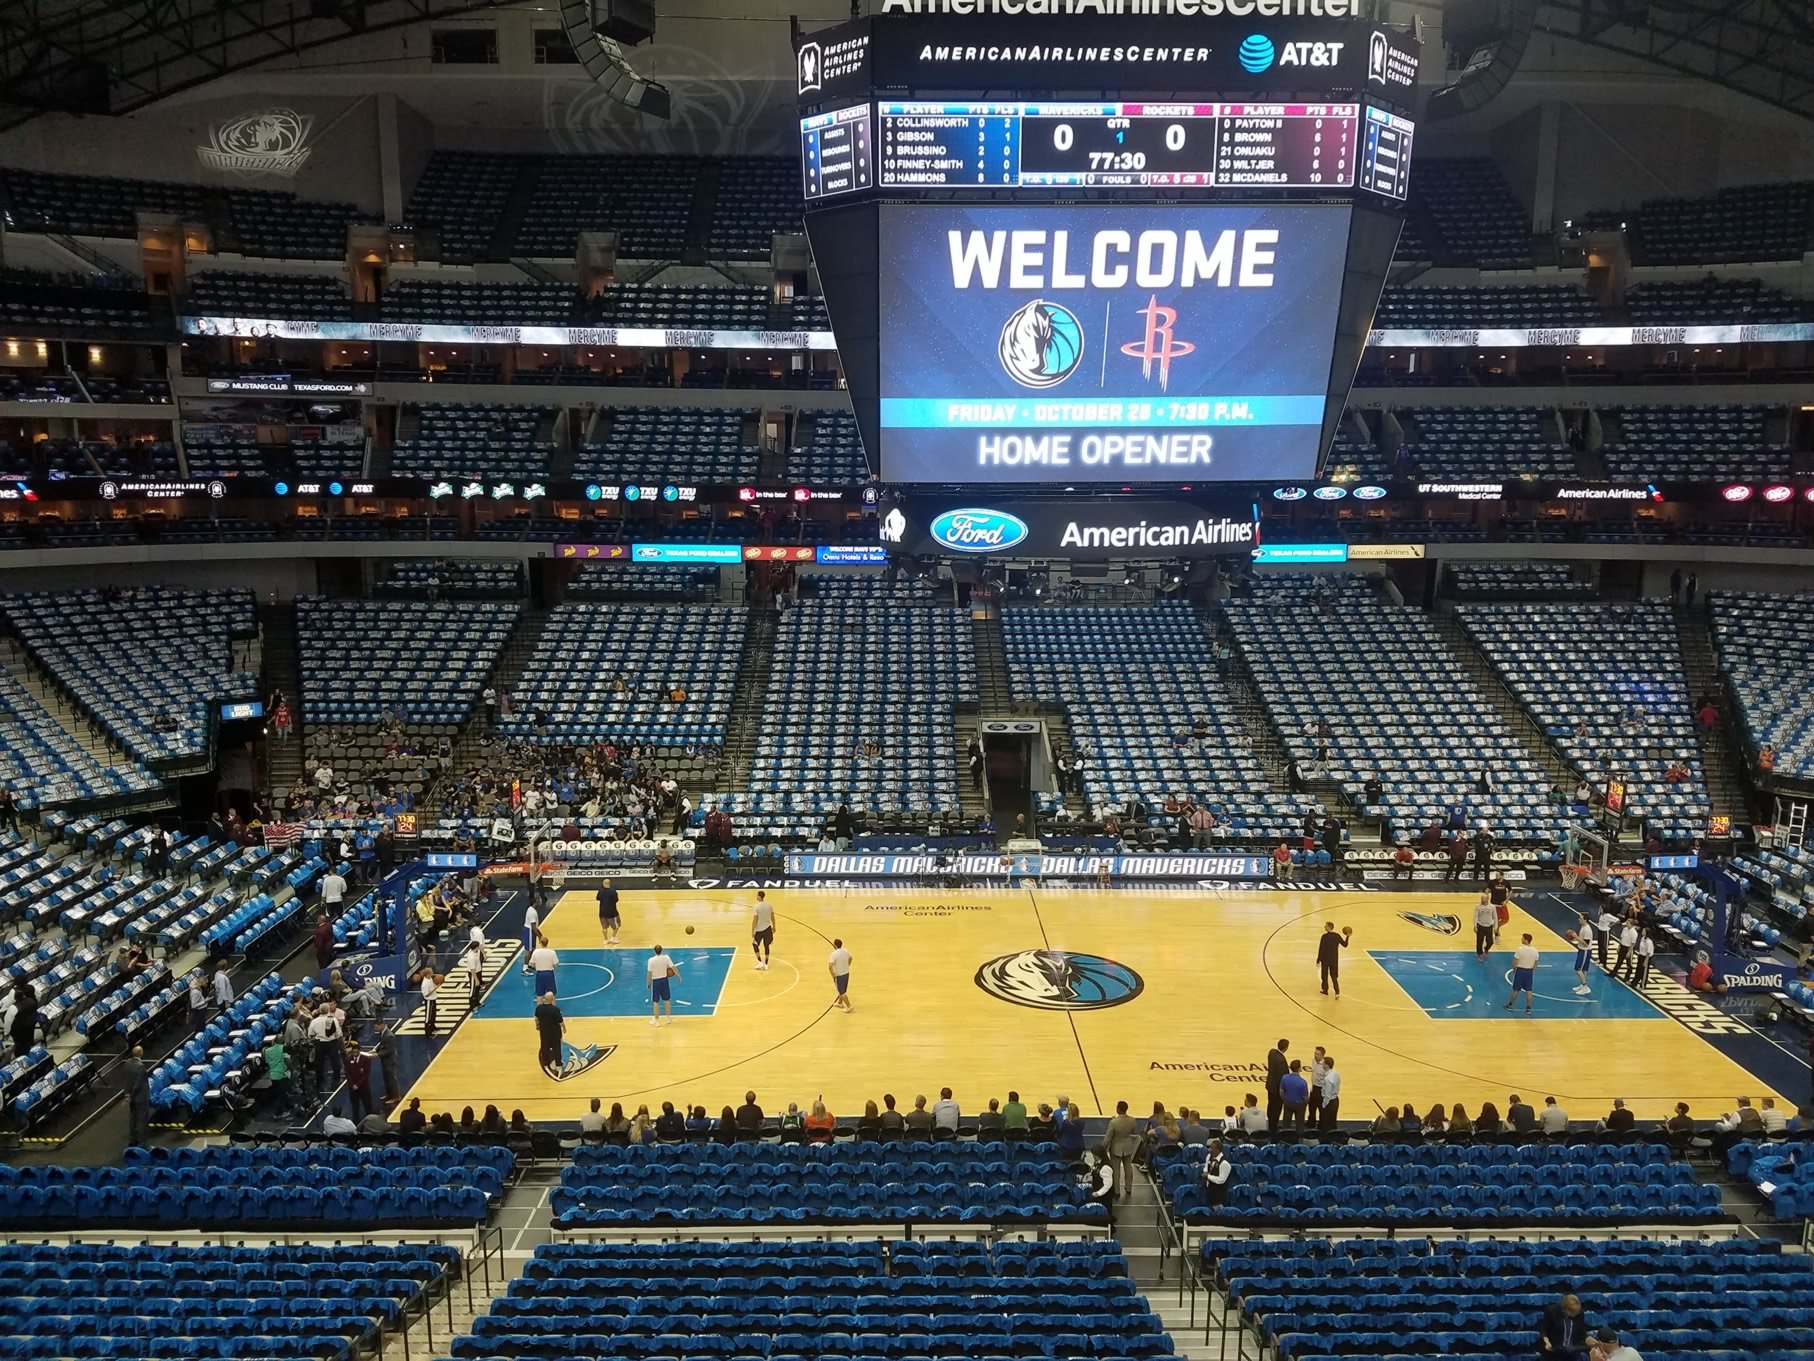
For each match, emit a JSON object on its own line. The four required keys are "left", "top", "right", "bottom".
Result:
{"left": 198, "top": 109, "right": 316, "bottom": 178}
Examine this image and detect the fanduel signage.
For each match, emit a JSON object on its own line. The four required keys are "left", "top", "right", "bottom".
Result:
{"left": 878, "top": 0, "right": 1362, "bottom": 15}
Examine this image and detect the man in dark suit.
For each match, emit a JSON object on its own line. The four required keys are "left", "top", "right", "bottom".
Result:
{"left": 1539, "top": 1292, "right": 1591, "bottom": 1361}
{"left": 1265, "top": 1038, "right": 1290, "bottom": 1132}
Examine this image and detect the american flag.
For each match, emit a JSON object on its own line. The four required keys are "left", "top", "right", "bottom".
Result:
{"left": 263, "top": 823, "right": 303, "bottom": 849}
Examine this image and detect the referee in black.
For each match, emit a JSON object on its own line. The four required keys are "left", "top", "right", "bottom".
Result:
{"left": 597, "top": 877, "right": 620, "bottom": 946}
{"left": 1316, "top": 921, "right": 1352, "bottom": 997}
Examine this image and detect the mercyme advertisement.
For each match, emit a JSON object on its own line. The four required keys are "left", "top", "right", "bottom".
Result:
{"left": 878, "top": 203, "right": 1350, "bottom": 484}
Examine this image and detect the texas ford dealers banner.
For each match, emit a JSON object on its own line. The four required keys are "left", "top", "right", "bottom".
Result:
{"left": 787, "top": 851, "right": 1273, "bottom": 878}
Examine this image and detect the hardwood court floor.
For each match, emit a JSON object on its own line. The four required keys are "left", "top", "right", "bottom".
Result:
{"left": 403, "top": 884, "right": 1784, "bottom": 1124}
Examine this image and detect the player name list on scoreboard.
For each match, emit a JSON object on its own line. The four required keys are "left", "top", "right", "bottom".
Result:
{"left": 874, "top": 102, "right": 1358, "bottom": 190}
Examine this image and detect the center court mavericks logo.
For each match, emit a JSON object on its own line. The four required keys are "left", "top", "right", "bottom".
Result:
{"left": 975, "top": 950, "right": 1144, "bottom": 1011}
{"left": 998, "top": 298, "right": 1084, "bottom": 388}
{"left": 197, "top": 108, "right": 315, "bottom": 178}
{"left": 1397, "top": 910, "right": 1463, "bottom": 936}
{"left": 542, "top": 1041, "right": 615, "bottom": 1082}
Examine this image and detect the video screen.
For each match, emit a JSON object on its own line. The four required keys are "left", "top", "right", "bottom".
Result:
{"left": 877, "top": 202, "right": 1351, "bottom": 484}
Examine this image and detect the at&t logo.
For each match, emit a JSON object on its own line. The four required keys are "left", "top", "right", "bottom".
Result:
{"left": 1238, "top": 34, "right": 1275, "bottom": 72}
{"left": 929, "top": 508, "right": 1029, "bottom": 554}
{"left": 998, "top": 299, "right": 1084, "bottom": 389}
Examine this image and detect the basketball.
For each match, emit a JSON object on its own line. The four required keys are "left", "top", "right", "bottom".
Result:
{"left": 685, "top": 925, "right": 695, "bottom": 935}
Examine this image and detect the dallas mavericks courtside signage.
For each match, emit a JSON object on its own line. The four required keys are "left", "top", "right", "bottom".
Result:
{"left": 1368, "top": 322, "right": 1814, "bottom": 349}
{"left": 877, "top": 203, "right": 1350, "bottom": 483}
{"left": 786, "top": 851, "right": 1273, "bottom": 878}
{"left": 182, "top": 317, "right": 839, "bottom": 352}
{"left": 898, "top": 495, "right": 1258, "bottom": 558}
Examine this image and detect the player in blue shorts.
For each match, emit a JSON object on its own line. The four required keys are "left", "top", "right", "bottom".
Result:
{"left": 1505, "top": 933, "right": 1539, "bottom": 1014}
{"left": 647, "top": 944, "right": 680, "bottom": 1027}
{"left": 1568, "top": 929, "right": 1593, "bottom": 995}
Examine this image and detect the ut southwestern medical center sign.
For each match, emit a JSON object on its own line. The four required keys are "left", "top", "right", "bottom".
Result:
{"left": 884, "top": 496, "right": 1259, "bottom": 558}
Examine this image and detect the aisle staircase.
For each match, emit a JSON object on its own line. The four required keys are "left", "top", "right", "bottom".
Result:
{"left": 259, "top": 603, "right": 303, "bottom": 797}
{"left": 724, "top": 611, "right": 777, "bottom": 787}
{"left": 1436, "top": 610, "right": 1575, "bottom": 788}
{"left": 1675, "top": 604, "right": 1751, "bottom": 828}
{"left": 970, "top": 612, "right": 1011, "bottom": 711}
{"left": 422, "top": 607, "right": 552, "bottom": 816}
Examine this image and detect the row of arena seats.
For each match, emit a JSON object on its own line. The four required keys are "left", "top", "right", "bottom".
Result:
{"left": 1728, "top": 1136, "right": 1814, "bottom": 1218}
{"left": 0, "top": 669, "right": 161, "bottom": 809}
{"left": 1458, "top": 602, "right": 1711, "bottom": 842}
{"left": 552, "top": 1144, "right": 1104, "bottom": 1226}
{"left": 1446, "top": 561, "right": 1595, "bottom": 600}
{"left": 0, "top": 1146, "right": 512, "bottom": 1228}
{"left": 1004, "top": 600, "right": 1312, "bottom": 841}
{"left": 453, "top": 1240, "right": 1168, "bottom": 1361}
{"left": 391, "top": 402, "right": 557, "bottom": 480}
{"left": 1157, "top": 1141, "right": 1723, "bottom": 1225}
{"left": 2, "top": 587, "right": 257, "bottom": 766}
{"left": 1711, "top": 589, "right": 1814, "bottom": 782}
{"left": 1207, "top": 1235, "right": 1814, "bottom": 1361}
{"left": 296, "top": 596, "right": 518, "bottom": 725}
{"left": 710, "top": 575, "right": 975, "bottom": 840}
{"left": 495, "top": 602, "right": 746, "bottom": 749}
{"left": 376, "top": 559, "right": 525, "bottom": 599}
{"left": 568, "top": 562, "right": 718, "bottom": 601}
{"left": 1225, "top": 575, "right": 1568, "bottom": 844}
{"left": 787, "top": 411, "right": 872, "bottom": 484}
{"left": 0, "top": 1242, "right": 457, "bottom": 1361}
{"left": 578, "top": 407, "right": 759, "bottom": 484}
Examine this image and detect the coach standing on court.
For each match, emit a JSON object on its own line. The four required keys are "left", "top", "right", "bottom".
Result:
{"left": 597, "top": 878, "right": 620, "bottom": 945}
{"left": 534, "top": 992, "right": 564, "bottom": 1069}
{"left": 1315, "top": 922, "right": 1351, "bottom": 997}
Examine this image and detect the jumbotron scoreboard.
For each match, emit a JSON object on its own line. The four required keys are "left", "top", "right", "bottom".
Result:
{"left": 797, "top": 9, "right": 1419, "bottom": 490}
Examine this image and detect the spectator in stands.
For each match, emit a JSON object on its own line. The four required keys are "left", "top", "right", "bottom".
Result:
{"left": 1392, "top": 842, "right": 1416, "bottom": 879}
{"left": 1148, "top": 1102, "right": 1181, "bottom": 1148}
{"left": 1422, "top": 1103, "right": 1448, "bottom": 1136}
{"left": 0, "top": 788, "right": 16, "bottom": 833}
{"left": 1507, "top": 1094, "right": 1538, "bottom": 1133}
{"left": 1540, "top": 1292, "right": 1592, "bottom": 1361}
{"left": 1447, "top": 1103, "right": 1472, "bottom": 1136}
{"left": 322, "top": 1108, "right": 358, "bottom": 1137}
{"left": 580, "top": 1097, "right": 606, "bottom": 1135}
{"left": 1272, "top": 842, "right": 1293, "bottom": 880}
{"left": 1760, "top": 1097, "right": 1789, "bottom": 1133}
{"left": 974, "top": 1098, "right": 1005, "bottom": 1134}
{"left": 1447, "top": 830, "right": 1470, "bottom": 881}
{"left": 684, "top": 1105, "right": 711, "bottom": 1134}
{"left": 1231, "top": 1093, "right": 1265, "bottom": 1135}
{"left": 343, "top": 1040, "right": 376, "bottom": 1120}
{"left": 655, "top": 1101, "right": 684, "bottom": 1138}
{"left": 1684, "top": 574, "right": 1698, "bottom": 607}
{"left": 308, "top": 1001, "right": 344, "bottom": 1091}
{"left": 1370, "top": 1106, "right": 1401, "bottom": 1135}
{"left": 712, "top": 1106, "right": 737, "bottom": 1143}
{"left": 1599, "top": 1099, "right": 1636, "bottom": 1133}
{"left": 1056, "top": 1098, "right": 1088, "bottom": 1155}
{"left": 1317, "top": 1058, "right": 1340, "bottom": 1131}
{"left": 1590, "top": 1329, "right": 1641, "bottom": 1361}
{"left": 933, "top": 1087, "right": 961, "bottom": 1130}
{"left": 1003, "top": 1090, "right": 1028, "bottom": 1132}
{"left": 397, "top": 1096, "right": 426, "bottom": 1136}
{"left": 1180, "top": 1109, "right": 1210, "bottom": 1145}
{"left": 1279, "top": 1062, "right": 1310, "bottom": 1130}
{"left": 509, "top": 1109, "right": 534, "bottom": 1137}
{"left": 1399, "top": 1103, "right": 1421, "bottom": 1134}
{"left": 878, "top": 1093, "right": 905, "bottom": 1137}
{"left": 1477, "top": 1101, "right": 1503, "bottom": 1133}
{"left": 1199, "top": 1138, "right": 1232, "bottom": 1208}
{"left": 627, "top": 1105, "right": 654, "bottom": 1144}
{"left": 212, "top": 962, "right": 234, "bottom": 1010}
{"left": 736, "top": 1090, "right": 764, "bottom": 1131}
{"left": 1539, "top": 1097, "right": 1569, "bottom": 1134}
{"left": 1363, "top": 772, "right": 1383, "bottom": 808}
{"left": 475, "top": 1104, "right": 505, "bottom": 1136}
{"left": 805, "top": 1100, "right": 836, "bottom": 1142}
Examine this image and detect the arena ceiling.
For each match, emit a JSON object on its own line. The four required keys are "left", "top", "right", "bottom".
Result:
{"left": 0, "top": 0, "right": 1809, "bottom": 134}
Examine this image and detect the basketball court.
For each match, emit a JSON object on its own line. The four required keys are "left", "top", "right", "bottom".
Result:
{"left": 401, "top": 883, "right": 1792, "bottom": 1123}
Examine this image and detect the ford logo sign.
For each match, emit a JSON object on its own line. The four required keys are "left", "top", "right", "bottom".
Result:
{"left": 1271, "top": 486, "right": 1308, "bottom": 501}
{"left": 1313, "top": 485, "right": 1348, "bottom": 500}
{"left": 1353, "top": 485, "right": 1387, "bottom": 500}
{"left": 929, "top": 508, "right": 1029, "bottom": 554}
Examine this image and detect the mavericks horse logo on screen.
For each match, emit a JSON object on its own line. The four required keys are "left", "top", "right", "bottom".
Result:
{"left": 998, "top": 299, "right": 1084, "bottom": 389}
{"left": 975, "top": 950, "right": 1144, "bottom": 1011}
